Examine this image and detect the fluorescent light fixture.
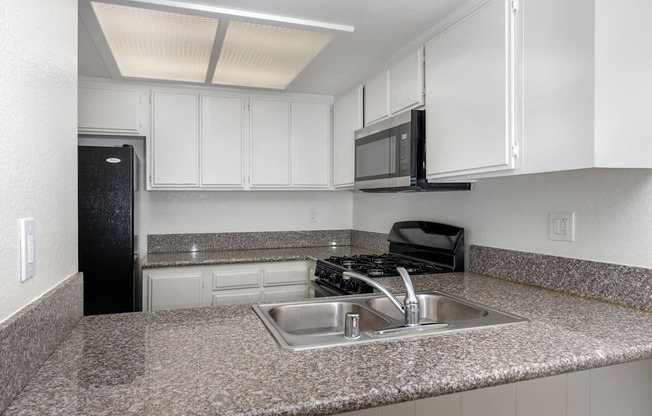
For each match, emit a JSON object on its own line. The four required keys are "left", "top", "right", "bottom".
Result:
{"left": 130, "top": 0, "right": 354, "bottom": 32}
{"left": 91, "top": 1, "right": 219, "bottom": 82}
{"left": 213, "top": 21, "right": 334, "bottom": 89}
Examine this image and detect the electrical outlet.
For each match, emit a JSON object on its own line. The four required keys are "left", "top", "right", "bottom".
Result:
{"left": 20, "top": 218, "right": 36, "bottom": 281}
{"left": 549, "top": 212, "right": 574, "bottom": 242}
{"left": 309, "top": 208, "right": 318, "bottom": 223}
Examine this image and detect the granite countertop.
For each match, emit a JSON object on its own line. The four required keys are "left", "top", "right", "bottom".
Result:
{"left": 4, "top": 273, "right": 652, "bottom": 416}
{"left": 142, "top": 245, "right": 384, "bottom": 269}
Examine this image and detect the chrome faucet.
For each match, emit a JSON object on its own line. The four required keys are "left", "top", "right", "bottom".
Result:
{"left": 342, "top": 267, "right": 420, "bottom": 326}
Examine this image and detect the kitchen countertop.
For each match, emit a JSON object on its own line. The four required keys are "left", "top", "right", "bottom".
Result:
{"left": 3, "top": 272, "right": 652, "bottom": 416}
{"left": 142, "top": 245, "right": 384, "bottom": 269}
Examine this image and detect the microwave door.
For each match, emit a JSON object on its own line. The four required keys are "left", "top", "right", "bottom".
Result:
{"left": 355, "top": 129, "right": 408, "bottom": 190}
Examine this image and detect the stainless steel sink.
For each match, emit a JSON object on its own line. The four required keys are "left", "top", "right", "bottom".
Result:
{"left": 253, "top": 291, "right": 528, "bottom": 351}
{"left": 267, "top": 301, "right": 391, "bottom": 336}
{"left": 366, "top": 293, "right": 487, "bottom": 324}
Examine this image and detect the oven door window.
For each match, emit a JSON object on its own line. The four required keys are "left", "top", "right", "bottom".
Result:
{"left": 355, "top": 130, "right": 399, "bottom": 181}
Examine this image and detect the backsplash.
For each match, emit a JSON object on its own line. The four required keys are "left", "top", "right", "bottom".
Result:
{"left": 351, "top": 230, "right": 389, "bottom": 252}
{"left": 148, "top": 230, "right": 352, "bottom": 254}
{"left": 0, "top": 273, "right": 83, "bottom": 413}
{"left": 469, "top": 245, "right": 652, "bottom": 312}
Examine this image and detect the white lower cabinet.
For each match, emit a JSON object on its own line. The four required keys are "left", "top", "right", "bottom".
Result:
{"left": 148, "top": 271, "right": 202, "bottom": 311}
{"left": 144, "top": 261, "right": 310, "bottom": 311}
{"left": 339, "top": 358, "right": 652, "bottom": 416}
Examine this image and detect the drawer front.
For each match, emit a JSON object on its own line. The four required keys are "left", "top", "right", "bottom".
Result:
{"left": 263, "top": 286, "right": 308, "bottom": 303}
{"left": 263, "top": 268, "right": 307, "bottom": 287}
{"left": 213, "top": 269, "right": 261, "bottom": 290}
{"left": 212, "top": 291, "right": 263, "bottom": 306}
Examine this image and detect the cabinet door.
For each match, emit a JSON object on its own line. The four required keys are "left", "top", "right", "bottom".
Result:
{"left": 201, "top": 95, "right": 245, "bottom": 187}
{"left": 332, "top": 86, "right": 363, "bottom": 188}
{"left": 250, "top": 98, "right": 291, "bottom": 187}
{"left": 291, "top": 101, "right": 330, "bottom": 188}
{"left": 78, "top": 86, "right": 141, "bottom": 134}
{"left": 151, "top": 91, "right": 199, "bottom": 186}
{"left": 425, "top": 0, "right": 517, "bottom": 178}
{"left": 148, "top": 272, "right": 202, "bottom": 311}
{"left": 389, "top": 48, "right": 424, "bottom": 114}
{"left": 364, "top": 71, "right": 390, "bottom": 125}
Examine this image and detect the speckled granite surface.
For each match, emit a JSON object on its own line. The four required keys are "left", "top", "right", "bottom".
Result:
{"left": 470, "top": 245, "right": 652, "bottom": 312}
{"left": 0, "top": 273, "right": 83, "bottom": 414}
{"left": 351, "top": 230, "right": 389, "bottom": 252}
{"left": 148, "top": 230, "right": 352, "bottom": 254}
{"left": 142, "top": 245, "right": 384, "bottom": 269}
{"left": 3, "top": 273, "right": 652, "bottom": 416}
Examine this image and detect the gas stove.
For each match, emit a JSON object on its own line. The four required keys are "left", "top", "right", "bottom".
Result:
{"left": 312, "top": 221, "right": 464, "bottom": 296}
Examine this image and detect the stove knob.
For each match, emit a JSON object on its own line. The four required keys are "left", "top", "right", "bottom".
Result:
{"left": 345, "top": 279, "right": 358, "bottom": 292}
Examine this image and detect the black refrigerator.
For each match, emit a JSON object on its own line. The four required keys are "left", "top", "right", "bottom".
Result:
{"left": 78, "top": 145, "right": 138, "bottom": 315}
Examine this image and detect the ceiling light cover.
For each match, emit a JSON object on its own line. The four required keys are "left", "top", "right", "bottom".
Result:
{"left": 91, "top": 2, "right": 219, "bottom": 82}
{"left": 213, "top": 21, "right": 334, "bottom": 89}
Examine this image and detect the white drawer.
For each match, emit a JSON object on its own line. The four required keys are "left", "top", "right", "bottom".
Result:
{"left": 212, "top": 269, "right": 261, "bottom": 290}
{"left": 263, "top": 268, "right": 307, "bottom": 287}
{"left": 263, "top": 286, "right": 308, "bottom": 303}
{"left": 212, "top": 290, "right": 263, "bottom": 305}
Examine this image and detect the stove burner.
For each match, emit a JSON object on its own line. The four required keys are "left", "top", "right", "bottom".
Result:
{"left": 365, "top": 267, "right": 385, "bottom": 277}
{"left": 341, "top": 258, "right": 356, "bottom": 267}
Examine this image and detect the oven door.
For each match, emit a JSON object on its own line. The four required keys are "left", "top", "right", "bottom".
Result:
{"left": 311, "top": 279, "right": 347, "bottom": 297}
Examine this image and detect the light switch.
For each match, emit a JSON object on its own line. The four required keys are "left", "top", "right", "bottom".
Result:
{"left": 20, "top": 218, "right": 36, "bottom": 281}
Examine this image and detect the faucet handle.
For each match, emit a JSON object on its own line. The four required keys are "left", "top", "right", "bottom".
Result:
{"left": 396, "top": 267, "right": 418, "bottom": 305}
{"left": 396, "top": 267, "right": 420, "bottom": 326}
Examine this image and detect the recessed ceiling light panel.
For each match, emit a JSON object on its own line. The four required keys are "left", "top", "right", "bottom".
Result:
{"left": 91, "top": 1, "right": 219, "bottom": 83}
{"left": 212, "top": 21, "right": 334, "bottom": 89}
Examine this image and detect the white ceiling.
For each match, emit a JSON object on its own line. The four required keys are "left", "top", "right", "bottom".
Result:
{"left": 78, "top": 0, "right": 481, "bottom": 96}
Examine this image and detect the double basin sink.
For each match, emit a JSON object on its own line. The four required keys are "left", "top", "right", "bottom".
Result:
{"left": 253, "top": 291, "right": 528, "bottom": 351}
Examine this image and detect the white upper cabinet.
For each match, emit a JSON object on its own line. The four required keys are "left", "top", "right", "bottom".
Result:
{"left": 78, "top": 85, "right": 141, "bottom": 134}
{"left": 145, "top": 88, "right": 331, "bottom": 191}
{"left": 423, "top": 0, "right": 652, "bottom": 180}
{"left": 250, "top": 97, "right": 291, "bottom": 187}
{"left": 200, "top": 94, "right": 245, "bottom": 188}
{"left": 389, "top": 48, "right": 425, "bottom": 114}
{"left": 425, "top": 0, "right": 517, "bottom": 179}
{"left": 332, "top": 86, "right": 363, "bottom": 189}
{"left": 364, "top": 71, "right": 390, "bottom": 125}
{"left": 291, "top": 101, "right": 330, "bottom": 188}
{"left": 522, "top": 0, "right": 652, "bottom": 173}
{"left": 151, "top": 90, "right": 199, "bottom": 187}
{"left": 364, "top": 47, "right": 425, "bottom": 127}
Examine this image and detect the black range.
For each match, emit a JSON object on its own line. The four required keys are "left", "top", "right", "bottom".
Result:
{"left": 312, "top": 221, "right": 465, "bottom": 297}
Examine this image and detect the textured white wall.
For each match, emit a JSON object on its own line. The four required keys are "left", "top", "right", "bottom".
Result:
{"left": 141, "top": 190, "right": 353, "bottom": 245}
{"left": 0, "top": 0, "right": 78, "bottom": 322}
{"left": 353, "top": 169, "right": 652, "bottom": 268}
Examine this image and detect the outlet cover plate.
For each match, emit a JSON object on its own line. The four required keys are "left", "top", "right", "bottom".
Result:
{"left": 20, "top": 218, "right": 36, "bottom": 281}
{"left": 549, "top": 212, "right": 574, "bottom": 242}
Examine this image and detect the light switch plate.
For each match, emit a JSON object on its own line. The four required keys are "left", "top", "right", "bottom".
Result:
{"left": 549, "top": 212, "right": 574, "bottom": 242}
{"left": 20, "top": 218, "right": 36, "bottom": 281}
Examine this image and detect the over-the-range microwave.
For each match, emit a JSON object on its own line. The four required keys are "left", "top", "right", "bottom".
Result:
{"left": 353, "top": 110, "right": 472, "bottom": 193}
